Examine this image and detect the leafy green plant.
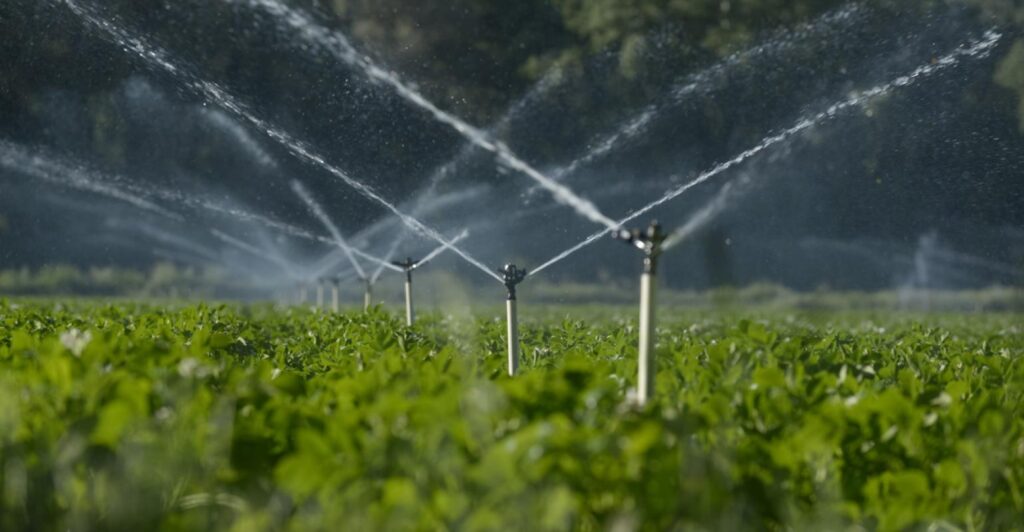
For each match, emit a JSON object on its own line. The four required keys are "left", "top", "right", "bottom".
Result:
{"left": 0, "top": 300, "right": 1020, "bottom": 530}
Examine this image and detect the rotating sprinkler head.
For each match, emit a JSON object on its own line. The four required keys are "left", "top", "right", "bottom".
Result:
{"left": 391, "top": 257, "right": 420, "bottom": 282}
{"left": 498, "top": 263, "right": 528, "bottom": 377}
{"left": 500, "top": 264, "right": 528, "bottom": 300}
{"left": 391, "top": 257, "right": 420, "bottom": 271}
{"left": 613, "top": 221, "right": 667, "bottom": 274}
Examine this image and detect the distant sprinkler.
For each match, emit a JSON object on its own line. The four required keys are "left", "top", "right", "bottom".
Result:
{"left": 500, "top": 264, "right": 528, "bottom": 377}
{"left": 316, "top": 279, "right": 326, "bottom": 310}
{"left": 363, "top": 278, "right": 373, "bottom": 311}
{"left": 330, "top": 276, "right": 342, "bottom": 312}
{"left": 391, "top": 257, "right": 421, "bottom": 326}
{"left": 297, "top": 282, "right": 309, "bottom": 307}
{"left": 613, "top": 221, "right": 666, "bottom": 406}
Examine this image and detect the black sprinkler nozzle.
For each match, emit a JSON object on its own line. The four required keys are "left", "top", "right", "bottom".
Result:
{"left": 613, "top": 221, "right": 667, "bottom": 274}
{"left": 391, "top": 257, "right": 420, "bottom": 271}
{"left": 392, "top": 257, "right": 420, "bottom": 281}
{"left": 500, "top": 264, "right": 528, "bottom": 300}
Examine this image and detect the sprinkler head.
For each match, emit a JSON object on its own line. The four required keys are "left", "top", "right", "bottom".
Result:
{"left": 613, "top": 221, "right": 667, "bottom": 273}
{"left": 391, "top": 257, "right": 420, "bottom": 272}
{"left": 499, "top": 263, "right": 528, "bottom": 300}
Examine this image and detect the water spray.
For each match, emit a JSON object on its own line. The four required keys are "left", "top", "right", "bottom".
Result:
{"left": 614, "top": 222, "right": 666, "bottom": 406}
{"left": 500, "top": 264, "right": 528, "bottom": 376}
{"left": 1, "top": 139, "right": 182, "bottom": 221}
{"left": 531, "top": 29, "right": 1003, "bottom": 277}
{"left": 529, "top": 4, "right": 867, "bottom": 195}
{"left": 233, "top": 0, "right": 618, "bottom": 231}
{"left": 391, "top": 258, "right": 420, "bottom": 326}
{"left": 210, "top": 228, "right": 306, "bottom": 304}
{"left": 62, "top": 0, "right": 501, "bottom": 284}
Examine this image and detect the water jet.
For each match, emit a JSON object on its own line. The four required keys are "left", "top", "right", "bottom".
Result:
{"left": 532, "top": 29, "right": 1002, "bottom": 277}
{"left": 62, "top": 0, "right": 501, "bottom": 283}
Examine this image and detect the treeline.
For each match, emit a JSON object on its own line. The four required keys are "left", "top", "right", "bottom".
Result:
{"left": 300, "top": 0, "right": 1024, "bottom": 126}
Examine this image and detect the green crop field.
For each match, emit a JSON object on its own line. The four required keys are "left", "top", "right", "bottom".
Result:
{"left": 0, "top": 300, "right": 1021, "bottom": 530}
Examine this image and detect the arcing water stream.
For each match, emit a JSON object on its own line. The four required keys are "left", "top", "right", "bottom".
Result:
{"left": 547, "top": 4, "right": 867, "bottom": 185}
{"left": 0, "top": 139, "right": 181, "bottom": 221}
{"left": 291, "top": 180, "right": 368, "bottom": 280}
{"left": 223, "top": 0, "right": 619, "bottom": 230}
{"left": 211, "top": 228, "right": 301, "bottom": 281}
{"left": 1, "top": 136, "right": 410, "bottom": 280}
{"left": 416, "top": 230, "right": 471, "bottom": 268}
{"left": 61, "top": 0, "right": 503, "bottom": 283}
{"left": 531, "top": 29, "right": 1003, "bottom": 275}
{"left": 363, "top": 64, "right": 567, "bottom": 279}
{"left": 412, "top": 66, "right": 567, "bottom": 206}
{"left": 661, "top": 176, "right": 752, "bottom": 252}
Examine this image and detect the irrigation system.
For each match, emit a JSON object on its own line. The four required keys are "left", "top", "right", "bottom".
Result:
{"left": 0, "top": 0, "right": 1011, "bottom": 404}
{"left": 330, "top": 276, "right": 342, "bottom": 312}
{"left": 615, "top": 222, "right": 668, "bottom": 405}
{"left": 500, "top": 264, "right": 528, "bottom": 376}
{"left": 391, "top": 258, "right": 420, "bottom": 326}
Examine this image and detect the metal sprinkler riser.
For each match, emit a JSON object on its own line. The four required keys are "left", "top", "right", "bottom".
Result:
{"left": 363, "top": 279, "right": 373, "bottom": 311}
{"left": 391, "top": 257, "right": 420, "bottom": 326}
{"left": 330, "top": 277, "right": 341, "bottom": 312}
{"left": 500, "top": 264, "right": 528, "bottom": 377}
{"left": 613, "top": 221, "right": 666, "bottom": 406}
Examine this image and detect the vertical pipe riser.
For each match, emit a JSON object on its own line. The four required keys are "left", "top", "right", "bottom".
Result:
{"left": 364, "top": 282, "right": 372, "bottom": 312}
{"left": 638, "top": 272, "right": 656, "bottom": 405}
{"left": 507, "top": 298, "right": 519, "bottom": 376}
{"left": 405, "top": 275, "right": 415, "bottom": 326}
{"left": 331, "top": 286, "right": 340, "bottom": 313}
{"left": 500, "top": 264, "right": 527, "bottom": 378}
{"left": 615, "top": 222, "right": 664, "bottom": 407}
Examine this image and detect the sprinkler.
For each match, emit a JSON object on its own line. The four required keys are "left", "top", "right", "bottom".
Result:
{"left": 614, "top": 221, "right": 666, "bottom": 406}
{"left": 500, "top": 264, "right": 528, "bottom": 376}
{"left": 391, "top": 257, "right": 420, "bottom": 326}
{"left": 297, "top": 283, "right": 309, "bottom": 307}
{"left": 316, "top": 279, "right": 326, "bottom": 310}
{"left": 330, "top": 276, "right": 341, "bottom": 312}
{"left": 363, "top": 278, "right": 374, "bottom": 311}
